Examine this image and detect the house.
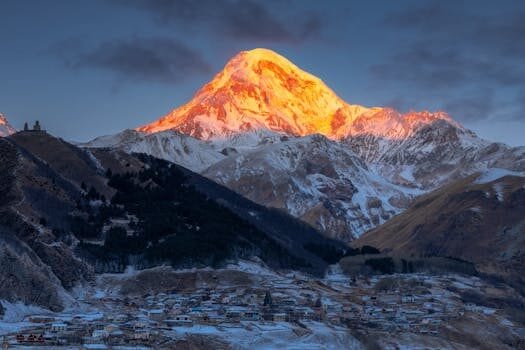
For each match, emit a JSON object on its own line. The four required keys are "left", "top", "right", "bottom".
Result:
{"left": 242, "top": 310, "right": 260, "bottom": 321}
{"left": 92, "top": 329, "right": 108, "bottom": 339}
{"left": 379, "top": 294, "right": 400, "bottom": 305}
{"left": 203, "top": 314, "right": 225, "bottom": 325}
{"left": 113, "top": 314, "right": 128, "bottom": 322}
{"left": 133, "top": 330, "right": 151, "bottom": 340}
{"left": 104, "top": 324, "right": 119, "bottom": 333}
{"left": 132, "top": 321, "right": 147, "bottom": 329}
{"left": 226, "top": 307, "right": 247, "bottom": 322}
{"left": 280, "top": 299, "right": 296, "bottom": 307}
{"left": 243, "top": 293, "right": 259, "bottom": 305}
{"left": 403, "top": 309, "right": 426, "bottom": 320}
{"left": 167, "top": 315, "right": 193, "bottom": 327}
{"left": 28, "top": 315, "right": 55, "bottom": 324}
{"left": 147, "top": 309, "right": 165, "bottom": 321}
{"left": 272, "top": 313, "right": 287, "bottom": 322}
{"left": 50, "top": 323, "right": 67, "bottom": 332}
{"left": 293, "top": 307, "right": 316, "bottom": 321}
{"left": 402, "top": 295, "right": 416, "bottom": 303}
{"left": 18, "top": 334, "right": 45, "bottom": 344}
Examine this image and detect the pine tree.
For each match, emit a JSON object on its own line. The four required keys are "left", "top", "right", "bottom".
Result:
{"left": 263, "top": 290, "right": 273, "bottom": 307}
{"left": 315, "top": 296, "right": 322, "bottom": 308}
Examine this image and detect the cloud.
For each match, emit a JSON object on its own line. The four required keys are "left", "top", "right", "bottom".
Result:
{"left": 442, "top": 90, "right": 495, "bottom": 122}
{"left": 66, "top": 37, "right": 211, "bottom": 84}
{"left": 372, "top": 1, "right": 525, "bottom": 121}
{"left": 111, "top": 0, "right": 322, "bottom": 43}
{"left": 370, "top": 44, "right": 525, "bottom": 89}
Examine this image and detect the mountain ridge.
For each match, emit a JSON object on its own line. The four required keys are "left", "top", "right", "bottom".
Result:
{"left": 85, "top": 48, "right": 524, "bottom": 241}
{"left": 0, "top": 130, "right": 348, "bottom": 310}
{"left": 137, "top": 48, "right": 458, "bottom": 142}
{"left": 354, "top": 170, "right": 525, "bottom": 287}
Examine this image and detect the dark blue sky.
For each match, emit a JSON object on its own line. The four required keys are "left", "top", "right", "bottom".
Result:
{"left": 1, "top": 0, "right": 524, "bottom": 145}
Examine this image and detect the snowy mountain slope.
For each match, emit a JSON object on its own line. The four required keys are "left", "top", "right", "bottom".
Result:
{"left": 0, "top": 130, "right": 346, "bottom": 311}
{"left": 203, "top": 134, "right": 421, "bottom": 241}
{"left": 0, "top": 113, "right": 16, "bottom": 137}
{"left": 86, "top": 129, "right": 421, "bottom": 240}
{"left": 85, "top": 129, "right": 225, "bottom": 172}
{"left": 137, "top": 48, "right": 454, "bottom": 143}
{"left": 356, "top": 170, "right": 525, "bottom": 282}
{"left": 86, "top": 48, "right": 524, "bottom": 241}
{"left": 132, "top": 48, "right": 524, "bottom": 192}
{"left": 345, "top": 120, "right": 525, "bottom": 189}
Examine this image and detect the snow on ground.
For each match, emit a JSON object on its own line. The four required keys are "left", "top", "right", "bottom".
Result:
{"left": 84, "top": 149, "right": 105, "bottom": 172}
{"left": 474, "top": 168, "right": 524, "bottom": 184}
{"left": 0, "top": 321, "right": 33, "bottom": 336}
{"left": 323, "top": 264, "right": 351, "bottom": 287}
{"left": 226, "top": 259, "right": 277, "bottom": 277}
{"left": 0, "top": 301, "right": 50, "bottom": 323}
{"left": 0, "top": 301, "right": 51, "bottom": 336}
{"left": 493, "top": 183, "right": 505, "bottom": 202}
{"left": 170, "top": 321, "right": 361, "bottom": 350}
{"left": 399, "top": 165, "right": 416, "bottom": 182}
{"left": 469, "top": 206, "right": 482, "bottom": 213}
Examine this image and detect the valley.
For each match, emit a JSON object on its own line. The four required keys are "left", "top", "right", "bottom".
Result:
{"left": 0, "top": 47, "right": 524, "bottom": 349}
{"left": 1, "top": 261, "right": 523, "bottom": 349}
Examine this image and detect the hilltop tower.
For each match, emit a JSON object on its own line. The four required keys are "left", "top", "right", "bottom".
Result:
{"left": 21, "top": 120, "right": 46, "bottom": 134}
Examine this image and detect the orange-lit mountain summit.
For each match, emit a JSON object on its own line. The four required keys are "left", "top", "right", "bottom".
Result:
{"left": 0, "top": 113, "right": 15, "bottom": 137}
{"left": 138, "top": 48, "right": 459, "bottom": 140}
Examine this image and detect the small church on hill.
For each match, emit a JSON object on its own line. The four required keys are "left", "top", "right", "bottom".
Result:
{"left": 23, "top": 120, "right": 46, "bottom": 133}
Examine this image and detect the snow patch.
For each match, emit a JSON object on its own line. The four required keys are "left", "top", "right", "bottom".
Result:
{"left": 493, "top": 183, "right": 505, "bottom": 202}
{"left": 0, "top": 301, "right": 50, "bottom": 322}
{"left": 474, "top": 168, "right": 523, "bottom": 184}
{"left": 469, "top": 206, "right": 482, "bottom": 213}
{"left": 399, "top": 165, "right": 415, "bottom": 182}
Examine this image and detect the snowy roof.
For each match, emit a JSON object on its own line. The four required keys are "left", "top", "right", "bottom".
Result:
{"left": 83, "top": 345, "right": 108, "bottom": 350}
{"left": 148, "top": 309, "right": 164, "bottom": 314}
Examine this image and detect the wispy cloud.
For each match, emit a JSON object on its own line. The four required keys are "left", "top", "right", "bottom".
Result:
{"left": 62, "top": 37, "right": 211, "bottom": 84}
{"left": 372, "top": 1, "right": 525, "bottom": 121}
{"left": 111, "top": 0, "right": 323, "bottom": 43}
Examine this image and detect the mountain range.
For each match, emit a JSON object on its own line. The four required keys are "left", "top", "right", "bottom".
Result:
{"left": 2, "top": 42, "right": 525, "bottom": 349}
{"left": 86, "top": 48, "right": 525, "bottom": 241}
{"left": 1, "top": 48, "right": 524, "bottom": 307}
{"left": 0, "top": 130, "right": 348, "bottom": 310}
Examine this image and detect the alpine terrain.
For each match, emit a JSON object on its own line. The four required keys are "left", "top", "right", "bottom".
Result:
{"left": 1, "top": 48, "right": 524, "bottom": 349}
{"left": 87, "top": 48, "right": 525, "bottom": 241}
{"left": 0, "top": 127, "right": 346, "bottom": 312}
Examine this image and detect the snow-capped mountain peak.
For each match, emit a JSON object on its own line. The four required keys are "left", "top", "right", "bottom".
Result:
{"left": 137, "top": 48, "right": 454, "bottom": 142}
{"left": 87, "top": 48, "right": 524, "bottom": 241}
{"left": 0, "top": 113, "right": 16, "bottom": 136}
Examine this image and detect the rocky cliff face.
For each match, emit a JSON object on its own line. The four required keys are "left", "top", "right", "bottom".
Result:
{"left": 204, "top": 134, "right": 419, "bottom": 241}
{"left": 345, "top": 120, "right": 525, "bottom": 190}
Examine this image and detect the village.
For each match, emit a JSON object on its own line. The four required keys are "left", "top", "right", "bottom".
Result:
{"left": 0, "top": 262, "right": 522, "bottom": 349}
